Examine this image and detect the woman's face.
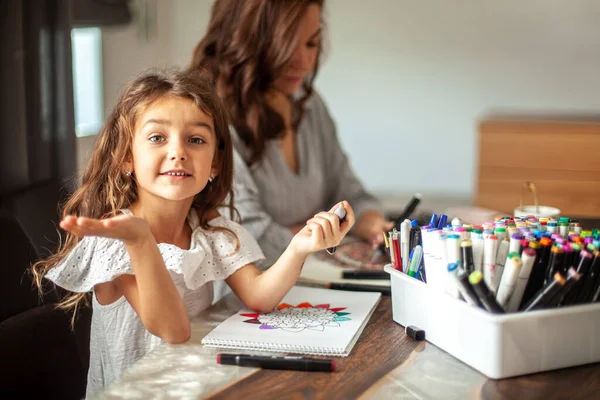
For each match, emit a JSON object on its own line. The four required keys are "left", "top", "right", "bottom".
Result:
{"left": 271, "top": 4, "right": 321, "bottom": 95}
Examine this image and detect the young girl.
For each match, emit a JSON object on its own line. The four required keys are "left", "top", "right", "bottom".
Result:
{"left": 32, "top": 68, "right": 354, "bottom": 398}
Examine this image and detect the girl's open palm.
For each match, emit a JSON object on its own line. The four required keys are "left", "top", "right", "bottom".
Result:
{"left": 290, "top": 201, "right": 355, "bottom": 255}
{"left": 60, "top": 214, "right": 152, "bottom": 246}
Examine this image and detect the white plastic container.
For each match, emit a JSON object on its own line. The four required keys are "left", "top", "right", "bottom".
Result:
{"left": 385, "top": 265, "right": 600, "bottom": 379}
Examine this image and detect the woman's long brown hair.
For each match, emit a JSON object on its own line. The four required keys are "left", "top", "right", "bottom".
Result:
{"left": 31, "top": 68, "right": 234, "bottom": 320}
{"left": 190, "top": 0, "right": 325, "bottom": 165}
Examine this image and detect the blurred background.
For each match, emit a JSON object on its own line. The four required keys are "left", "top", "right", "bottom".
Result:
{"left": 4, "top": 0, "right": 600, "bottom": 251}
{"left": 2, "top": 1, "right": 600, "bottom": 397}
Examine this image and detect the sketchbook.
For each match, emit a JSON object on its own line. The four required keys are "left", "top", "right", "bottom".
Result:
{"left": 201, "top": 285, "right": 381, "bottom": 357}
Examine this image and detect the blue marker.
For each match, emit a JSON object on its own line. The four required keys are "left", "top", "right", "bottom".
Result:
{"left": 429, "top": 214, "right": 438, "bottom": 229}
{"left": 411, "top": 219, "right": 419, "bottom": 228}
{"left": 437, "top": 214, "right": 448, "bottom": 230}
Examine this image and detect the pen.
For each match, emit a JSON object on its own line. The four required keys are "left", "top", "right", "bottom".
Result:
{"left": 342, "top": 270, "right": 391, "bottom": 280}
{"left": 217, "top": 354, "right": 336, "bottom": 372}
{"left": 394, "top": 193, "right": 422, "bottom": 230}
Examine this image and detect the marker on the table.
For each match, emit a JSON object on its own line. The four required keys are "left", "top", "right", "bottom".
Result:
{"left": 405, "top": 325, "right": 425, "bottom": 341}
{"left": 217, "top": 354, "right": 336, "bottom": 372}
{"left": 342, "top": 270, "right": 391, "bottom": 280}
{"left": 328, "top": 282, "right": 391, "bottom": 296}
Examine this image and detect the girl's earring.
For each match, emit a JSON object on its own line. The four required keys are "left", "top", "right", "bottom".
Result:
{"left": 125, "top": 170, "right": 132, "bottom": 177}
{"left": 208, "top": 174, "right": 215, "bottom": 183}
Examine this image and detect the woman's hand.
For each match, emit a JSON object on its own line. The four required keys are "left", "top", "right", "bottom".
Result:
{"left": 290, "top": 201, "right": 355, "bottom": 255}
{"left": 60, "top": 214, "right": 152, "bottom": 246}
{"left": 352, "top": 210, "right": 394, "bottom": 246}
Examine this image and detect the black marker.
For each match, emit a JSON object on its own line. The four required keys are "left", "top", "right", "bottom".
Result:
{"left": 342, "top": 270, "right": 391, "bottom": 280}
{"left": 409, "top": 225, "right": 422, "bottom": 254}
{"left": 544, "top": 246, "right": 565, "bottom": 285}
{"left": 545, "top": 267, "right": 581, "bottom": 308}
{"left": 217, "top": 354, "right": 335, "bottom": 372}
{"left": 469, "top": 271, "right": 505, "bottom": 314}
{"left": 576, "top": 251, "right": 600, "bottom": 303}
{"left": 452, "top": 266, "right": 483, "bottom": 308}
{"left": 522, "top": 272, "right": 566, "bottom": 312}
{"left": 328, "top": 282, "right": 391, "bottom": 296}
{"left": 326, "top": 204, "right": 346, "bottom": 255}
{"left": 520, "top": 237, "right": 552, "bottom": 308}
{"left": 394, "top": 193, "right": 422, "bottom": 230}
{"left": 461, "top": 241, "right": 475, "bottom": 274}
{"left": 561, "top": 250, "right": 593, "bottom": 306}
{"left": 405, "top": 325, "right": 425, "bottom": 341}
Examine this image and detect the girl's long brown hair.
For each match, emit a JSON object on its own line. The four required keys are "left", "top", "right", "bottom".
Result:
{"left": 32, "top": 68, "right": 234, "bottom": 319}
{"left": 190, "top": 0, "right": 325, "bottom": 165}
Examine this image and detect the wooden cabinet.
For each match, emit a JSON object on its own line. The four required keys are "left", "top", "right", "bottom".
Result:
{"left": 475, "top": 119, "right": 600, "bottom": 218}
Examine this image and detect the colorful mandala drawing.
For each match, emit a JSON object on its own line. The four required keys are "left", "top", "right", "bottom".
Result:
{"left": 240, "top": 302, "right": 351, "bottom": 333}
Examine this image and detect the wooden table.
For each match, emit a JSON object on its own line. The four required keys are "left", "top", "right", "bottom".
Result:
{"left": 95, "top": 292, "right": 600, "bottom": 400}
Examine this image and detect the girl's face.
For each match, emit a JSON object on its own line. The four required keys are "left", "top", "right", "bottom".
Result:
{"left": 271, "top": 4, "right": 321, "bottom": 95}
{"left": 129, "top": 96, "right": 219, "bottom": 204}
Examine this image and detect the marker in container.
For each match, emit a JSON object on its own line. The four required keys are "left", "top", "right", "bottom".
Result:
{"left": 544, "top": 246, "right": 565, "bottom": 285}
{"left": 469, "top": 271, "right": 505, "bottom": 313}
{"left": 522, "top": 272, "right": 566, "bottom": 312}
{"left": 496, "top": 254, "right": 522, "bottom": 308}
{"left": 461, "top": 240, "right": 475, "bottom": 273}
{"left": 561, "top": 250, "right": 594, "bottom": 305}
{"left": 492, "top": 239, "right": 510, "bottom": 293}
{"left": 447, "top": 262, "right": 461, "bottom": 299}
{"left": 507, "top": 247, "right": 537, "bottom": 312}
{"left": 437, "top": 214, "right": 448, "bottom": 230}
{"left": 401, "top": 220, "right": 411, "bottom": 272}
{"left": 520, "top": 237, "right": 552, "bottom": 308}
{"left": 452, "top": 265, "right": 483, "bottom": 308}
{"left": 545, "top": 267, "right": 581, "bottom": 308}
{"left": 408, "top": 245, "right": 423, "bottom": 278}
{"left": 472, "top": 230, "right": 484, "bottom": 273}
{"left": 576, "top": 251, "right": 600, "bottom": 303}
{"left": 483, "top": 235, "right": 498, "bottom": 291}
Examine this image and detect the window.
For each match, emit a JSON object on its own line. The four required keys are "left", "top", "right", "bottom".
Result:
{"left": 71, "top": 27, "right": 103, "bottom": 137}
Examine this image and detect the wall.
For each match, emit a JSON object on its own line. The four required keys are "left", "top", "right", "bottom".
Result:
{"left": 86, "top": 0, "right": 600, "bottom": 201}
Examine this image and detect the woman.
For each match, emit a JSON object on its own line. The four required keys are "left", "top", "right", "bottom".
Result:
{"left": 190, "top": 0, "right": 392, "bottom": 266}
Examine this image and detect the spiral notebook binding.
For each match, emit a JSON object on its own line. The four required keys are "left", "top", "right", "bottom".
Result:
{"left": 201, "top": 338, "right": 348, "bottom": 357}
